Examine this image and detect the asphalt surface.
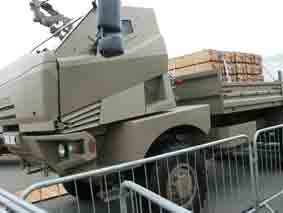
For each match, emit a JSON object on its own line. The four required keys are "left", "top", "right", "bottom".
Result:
{"left": 1, "top": 155, "right": 283, "bottom": 213}
{"left": 0, "top": 158, "right": 50, "bottom": 193}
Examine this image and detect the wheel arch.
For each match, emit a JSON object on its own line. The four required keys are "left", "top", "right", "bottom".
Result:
{"left": 145, "top": 125, "right": 208, "bottom": 158}
{"left": 101, "top": 105, "right": 211, "bottom": 165}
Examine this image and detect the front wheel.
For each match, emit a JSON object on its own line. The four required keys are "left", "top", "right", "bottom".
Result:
{"left": 63, "top": 178, "right": 98, "bottom": 200}
{"left": 146, "top": 134, "right": 207, "bottom": 213}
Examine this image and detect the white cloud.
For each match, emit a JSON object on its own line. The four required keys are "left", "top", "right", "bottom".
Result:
{"left": 0, "top": 0, "right": 283, "bottom": 67}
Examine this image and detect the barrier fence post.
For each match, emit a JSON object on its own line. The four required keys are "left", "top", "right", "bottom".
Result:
{"left": 251, "top": 124, "right": 283, "bottom": 212}
{"left": 253, "top": 130, "right": 261, "bottom": 212}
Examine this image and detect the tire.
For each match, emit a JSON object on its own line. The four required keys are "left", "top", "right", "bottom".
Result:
{"left": 144, "top": 133, "right": 207, "bottom": 213}
{"left": 63, "top": 179, "right": 98, "bottom": 200}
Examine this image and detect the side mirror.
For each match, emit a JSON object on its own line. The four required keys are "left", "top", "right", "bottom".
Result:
{"left": 96, "top": 0, "right": 124, "bottom": 57}
{"left": 99, "top": 34, "right": 124, "bottom": 58}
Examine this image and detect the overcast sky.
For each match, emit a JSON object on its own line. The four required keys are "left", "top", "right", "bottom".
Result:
{"left": 1, "top": 0, "right": 283, "bottom": 68}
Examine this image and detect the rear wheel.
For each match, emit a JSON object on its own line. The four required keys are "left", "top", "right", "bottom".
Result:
{"left": 145, "top": 133, "right": 207, "bottom": 213}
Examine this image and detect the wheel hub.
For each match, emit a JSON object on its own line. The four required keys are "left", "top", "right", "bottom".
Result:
{"left": 167, "top": 163, "right": 197, "bottom": 208}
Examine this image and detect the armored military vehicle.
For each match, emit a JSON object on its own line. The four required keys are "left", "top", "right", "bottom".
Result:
{"left": 1, "top": 1, "right": 283, "bottom": 212}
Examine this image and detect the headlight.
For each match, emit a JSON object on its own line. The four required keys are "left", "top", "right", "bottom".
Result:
{"left": 58, "top": 143, "right": 84, "bottom": 160}
{"left": 68, "top": 143, "right": 83, "bottom": 154}
{"left": 58, "top": 141, "right": 97, "bottom": 160}
{"left": 58, "top": 144, "right": 68, "bottom": 159}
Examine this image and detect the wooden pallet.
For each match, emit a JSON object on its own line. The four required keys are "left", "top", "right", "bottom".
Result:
{"left": 16, "top": 184, "right": 67, "bottom": 203}
{"left": 221, "top": 74, "right": 264, "bottom": 82}
{"left": 169, "top": 49, "right": 222, "bottom": 70}
{"left": 169, "top": 49, "right": 262, "bottom": 71}
{"left": 170, "top": 62, "right": 262, "bottom": 75}
{"left": 169, "top": 49, "right": 263, "bottom": 82}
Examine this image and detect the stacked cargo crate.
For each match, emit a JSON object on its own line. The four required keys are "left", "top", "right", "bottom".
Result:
{"left": 169, "top": 49, "right": 264, "bottom": 82}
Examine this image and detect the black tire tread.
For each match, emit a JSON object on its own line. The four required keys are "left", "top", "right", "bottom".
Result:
{"left": 145, "top": 133, "right": 207, "bottom": 213}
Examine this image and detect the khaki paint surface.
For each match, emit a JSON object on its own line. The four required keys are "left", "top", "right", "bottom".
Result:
{"left": 101, "top": 105, "right": 210, "bottom": 165}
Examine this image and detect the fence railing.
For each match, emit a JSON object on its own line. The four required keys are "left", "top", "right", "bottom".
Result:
{"left": 1, "top": 124, "right": 282, "bottom": 212}
{"left": 19, "top": 135, "right": 253, "bottom": 213}
{"left": 245, "top": 190, "right": 283, "bottom": 213}
{"left": 120, "top": 181, "right": 191, "bottom": 213}
{"left": 250, "top": 124, "right": 283, "bottom": 213}
{"left": 0, "top": 187, "right": 46, "bottom": 213}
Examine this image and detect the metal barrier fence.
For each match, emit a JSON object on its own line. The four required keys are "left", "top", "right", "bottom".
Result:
{"left": 0, "top": 187, "right": 46, "bottom": 213}
{"left": 246, "top": 190, "right": 283, "bottom": 213}
{"left": 120, "top": 181, "right": 191, "bottom": 213}
{"left": 19, "top": 135, "right": 254, "bottom": 213}
{"left": 251, "top": 124, "right": 283, "bottom": 213}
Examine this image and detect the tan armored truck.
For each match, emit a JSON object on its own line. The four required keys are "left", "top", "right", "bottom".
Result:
{"left": 1, "top": 0, "right": 283, "bottom": 211}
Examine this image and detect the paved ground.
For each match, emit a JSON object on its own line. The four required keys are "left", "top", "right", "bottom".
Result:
{"left": 0, "top": 157, "right": 53, "bottom": 193}
{"left": 1, "top": 155, "right": 283, "bottom": 213}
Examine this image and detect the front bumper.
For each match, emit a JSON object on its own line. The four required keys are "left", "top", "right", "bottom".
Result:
{"left": 9, "top": 131, "right": 98, "bottom": 175}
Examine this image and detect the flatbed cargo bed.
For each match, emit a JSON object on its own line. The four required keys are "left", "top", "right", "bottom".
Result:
{"left": 173, "top": 70, "right": 283, "bottom": 115}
